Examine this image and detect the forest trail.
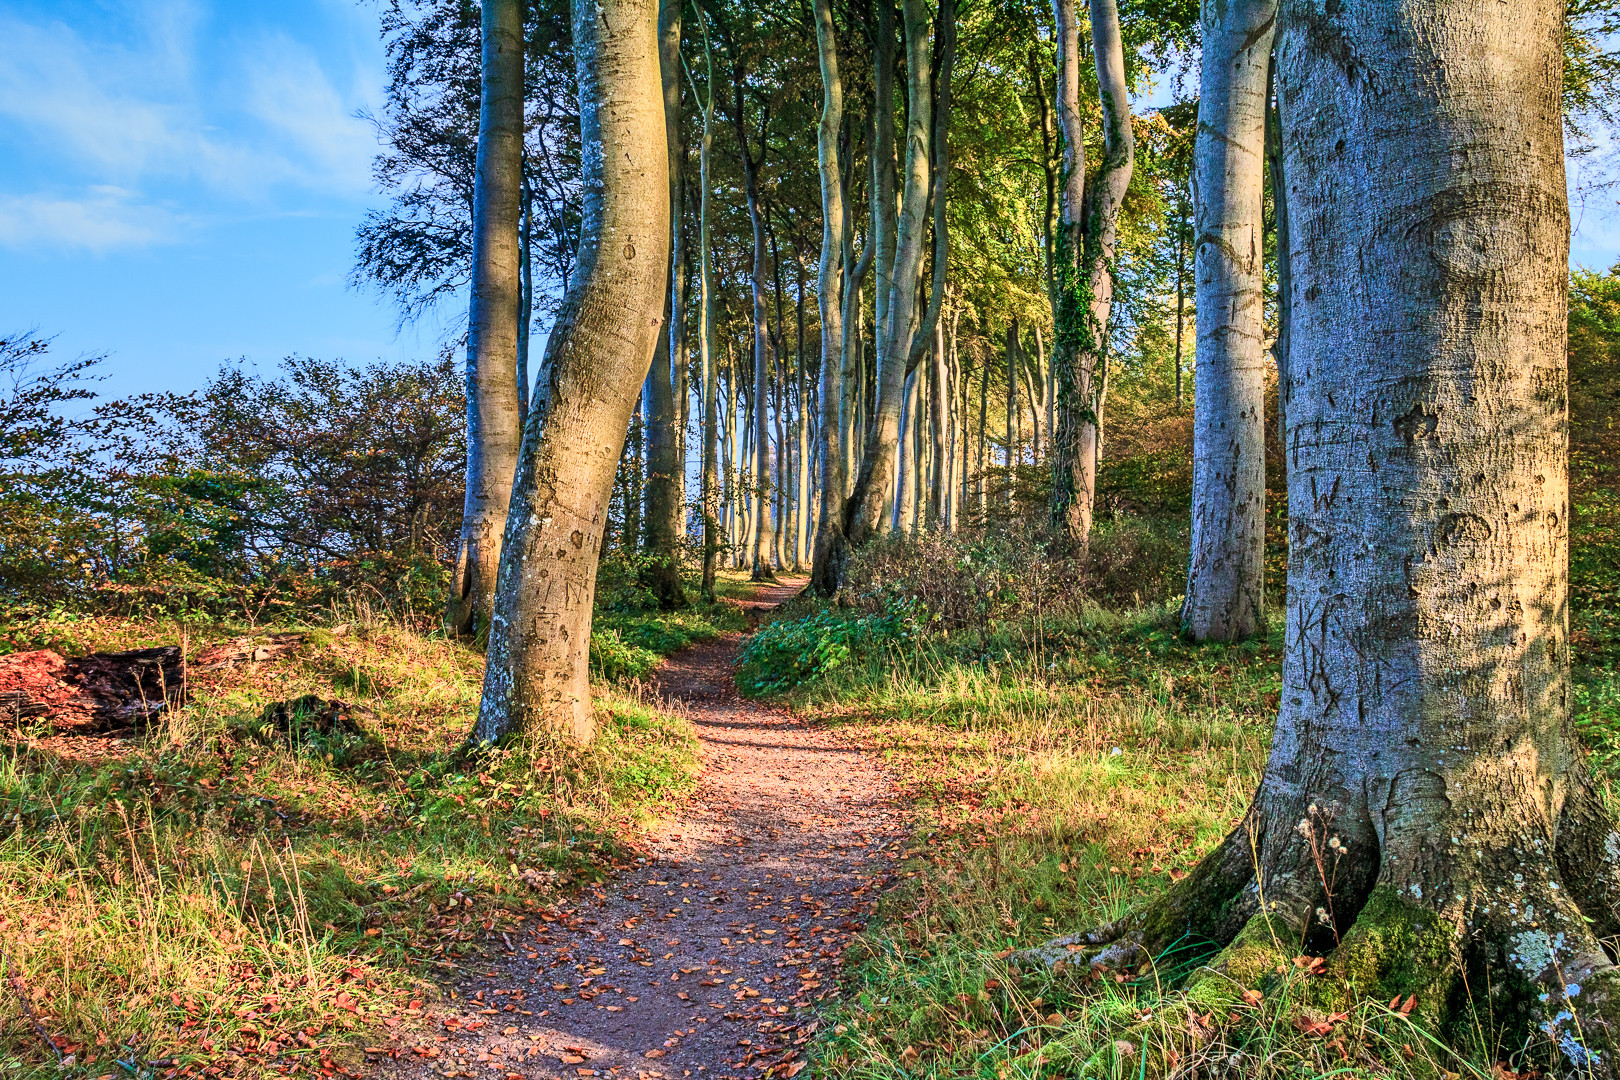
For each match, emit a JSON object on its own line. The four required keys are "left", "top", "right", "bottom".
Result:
{"left": 379, "top": 576, "right": 905, "bottom": 1080}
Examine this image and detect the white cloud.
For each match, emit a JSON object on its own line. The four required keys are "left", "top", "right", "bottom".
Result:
{"left": 0, "top": 2, "right": 381, "bottom": 204}
{"left": 0, "top": 187, "right": 189, "bottom": 252}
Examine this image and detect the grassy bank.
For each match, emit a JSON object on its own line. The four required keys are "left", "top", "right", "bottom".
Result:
{"left": 0, "top": 584, "right": 749, "bottom": 1080}
{"left": 741, "top": 482, "right": 1620, "bottom": 1080}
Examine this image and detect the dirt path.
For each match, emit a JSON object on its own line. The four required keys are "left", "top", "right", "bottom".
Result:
{"left": 382, "top": 578, "right": 903, "bottom": 1080}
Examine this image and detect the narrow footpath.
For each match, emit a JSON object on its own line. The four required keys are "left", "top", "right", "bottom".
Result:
{"left": 382, "top": 578, "right": 904, "bottom": 1080}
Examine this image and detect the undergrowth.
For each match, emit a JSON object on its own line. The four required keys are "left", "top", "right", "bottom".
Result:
{"left": 0, "top": 571, "right": 749, "bottom": 1080}
{"left": 744, "top": 513, "right": 1620, "bottom": 1079}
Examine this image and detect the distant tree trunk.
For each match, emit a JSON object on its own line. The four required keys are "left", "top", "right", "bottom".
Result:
{"left": 904, "top": 0, "right": 956, "bottom": 373}
{"left": 517, "top": 172, "right": 533, "bottom": 426}
{"left": 976, "top": 342, "right": 988, "bottom": 516}
{"left": 845, "top": 0, "right": 933, "bottom": 547}
{"left": 1266, "top": 54, "right": 1290, "bottom": 479}
{"left": 929, "top": 316, "right": 948, "bottom": 526}
{"left": 472, "top": 0, "right": 668, "bottom": 745}
{"left": 691, "top": 6, "right": 721, "bottom": 600}
{"left": 1005, "top": 319, "right": 1018, "bottom": 507}
{"left": 1173, "top": 200, "right": 1187, "bottom": 410}
{"left": 448, "top": 0, "right": 525, "bottom": 639}
{"left": 1182, "top": 0, "right": 1274, "bottom": 642}
{"left": 810, "top": 0, "right": 849, "bottom": 595}
{"left": 1060, "top": 5, "right": 1620, "bottom": 1060}
{"left": 1049, "top": 0, "right": 1134, "bottom": 551}
{"left": 638, "top": 0, "right": 688, "bottom": 608}
{"left": 733, "top": 73, "right": 777, "bottom": 581}
{"left": 794, "top": 257, "right": 811, "bottom": 569}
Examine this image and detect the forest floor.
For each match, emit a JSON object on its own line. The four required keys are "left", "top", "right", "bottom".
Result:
{"left": 374, "top": 577, "right": 909, "bottom": 1080}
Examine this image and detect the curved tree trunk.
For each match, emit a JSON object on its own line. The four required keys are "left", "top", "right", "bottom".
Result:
{"left": 447, "top": 0, "right": 525, "bottom": 639}
{"left": 1036, "top": 2, "right": 1620, "bottom": 1066}
{"left": 1180, "top": 0, "right": 1275, "bottom": 642}
{"left": 472, "top": 0, "right": 668, "bottom": 747}
{"left": 844, "top": 0, "right": 933, "bottom": 548}
{"left": 809, "top": 0, "right": 847, "bottom": 596}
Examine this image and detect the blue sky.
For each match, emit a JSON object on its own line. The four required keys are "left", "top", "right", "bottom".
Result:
{"left": 1, "top": 2, "right": 1617, "bottom": 402}
{"left": 0, "top": 0, "right": 454, "bottom": 398}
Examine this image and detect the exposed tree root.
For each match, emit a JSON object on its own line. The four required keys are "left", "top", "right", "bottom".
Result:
{"left": 1015, "top": 768, "right": 1620, "bottom": 1076}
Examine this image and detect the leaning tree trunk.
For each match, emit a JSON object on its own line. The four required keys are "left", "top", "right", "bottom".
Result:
{"left": 472, "top": 0, "right": 668, "bottom": 747}
{"left": 1029, "top": 1, "right": 1620, "bottom": 1068}
{"left": 638, "top": 0, "right": 688, "bottom": 608}
{"left": 1180, "top": 0, "right": 1275, "bottom": 643}
{"left": 448, "top": 0, "right": 525, "bottom": 639}
{"left": 844, "top": 0, "right": 933, "bottom": 548}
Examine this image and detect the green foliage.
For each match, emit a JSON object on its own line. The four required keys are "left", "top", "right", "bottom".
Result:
{"left": 736, "top": 608, "right": 920, "bottom": 696}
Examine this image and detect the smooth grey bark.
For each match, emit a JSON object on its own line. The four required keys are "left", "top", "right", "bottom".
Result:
{"left": 905, "top": 0, "right": 956, "bottom": 373}
{"left": 809, "top": 0, "right": 848, "bottom": 595}
{"left": 518, "top": 174, "right": 533, "bottom": 426}
{"left": 1042, "top": 3, "right": 1620, "bottom": 1065}
{"left": 845, "top": 0, "right": 932, "bottom": 547}
{"left": 1005, "top": 318, "right": 1018, "bottom": 506}
{"left": 1048, "top": 0, "right": 1134, "bottom": 549}
{"left": 686, "top": 5, "right": 721, "bottom": 600}
{"left": 638, "top": 0, "right": 687, "bottom": 608}
{"left": 448, "top": 0, "right": 525, "bottom": 639}
{"left": 732, "top": 70, "right": 777, "bottom": 581}
{"left": 473, "top": 0, "right": 668, "bottom": 746}
{"left": 794, "top": 257, "right": 811, "bottom": 569}
{"left": 929, "top": 313, "right": 948, "bottom": 526}
{"left": 1181, "top": 0, "right": 1275, "bottom": 643}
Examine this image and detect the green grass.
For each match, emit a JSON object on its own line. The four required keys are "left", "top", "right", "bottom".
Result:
{"left": 747, "top": 507, "right": 1620, "bottom": 1079}
{"left": 0, "top": 595, "right": 717, "bottom": 1080}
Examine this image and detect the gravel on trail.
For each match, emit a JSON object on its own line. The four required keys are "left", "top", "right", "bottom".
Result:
{"left": 376, "top": 578, "right": 906, "bottom": 1080}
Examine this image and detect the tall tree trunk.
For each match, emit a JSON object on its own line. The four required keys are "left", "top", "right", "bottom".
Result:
{"left": 733, "top": 74, "right": 777, "bottom": 581}
{"left": 929, "top": 314, "right": 947, "bottom": 527}
{"left": 518, "top": 173, "right": 533, "bottom": 426}
{"left": 845, "top": 0, "right": 933, "bottom": 547}
{"left": 894, "top": 370, "right": 918, "bottom": 533}
{"left": 905, "top": 0, "right": 956, "bottom": 373}
{"left": 795, "top": 257, "right": 811, "bottom": 569}
{"left": 1005, "top": 319, "right": 1018, "bottom": 508}
{"left": 691, "top": 6, "right": 721, "bottom": 601}
{"left": 1173, "top": 200, "right": 1187, "bottom": 410}
{"left": 448, "top": 0, "right": 525, "bottom": 639}
{"left": 1180, "top": 0, "right": 1275, "bottom": 642}
{"left": 1266, "top": 54, "right": 1290, "bottom": 481}
{"left": 976, "top": 339, "right": 988, "bottom": 517}
{"left": 473, "top": 0, "right": 668, "bottom": 745}
{"left": 1056, "top": 2, "right": 1620, "bottom": 1061}
{"left": 810, "top": 0, "right": 849, "bottom": 595}
{"left": 639, "top": 0, "right": 687, "bottom": 608}
{"left": 1049, "top": 0, "right": 1134, "bottom": 550}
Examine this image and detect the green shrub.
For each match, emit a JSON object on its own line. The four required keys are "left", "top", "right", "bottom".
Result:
{"left": 737, "top": 609, "right": 919, "bottom": 696}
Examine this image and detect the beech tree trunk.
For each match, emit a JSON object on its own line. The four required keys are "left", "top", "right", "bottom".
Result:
{"left": 638, "top": 0, "right": 688, "bottom": 608}
{"left": 809, "top": 0, "right": 848, "bottom": 596}
{"left": 844, "top": 0, "right": 933, "bottom": 548}
{"left": 1048, "top": 0, "right": 1133, "bottom": 550}
{"left": 1037, "top": 4, "right": 1620, "bottom": 1067}
{"left": 448, "top": 0, "right": 525, "bottom": 639}
{"left": 691, "top": 7, "right": 721, "bottom": 600}
{"left": 472, "top": 0, "right": 668, "bottom": 746}
{"left": 1180, "top": 0, "right": 1275, "bottom": 642}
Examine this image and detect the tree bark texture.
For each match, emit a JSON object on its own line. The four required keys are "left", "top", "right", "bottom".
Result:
{"left": 1038, "top": 4, "right": 1620, "bottom": 1067}
{"left": 1181, "top": 0, "right": 1275, "bottom": 643}
{"left": 1048, "top": 0, "right": 1133, "bottom": 549}
{"left": 845, "top": 0, "right": 932, "bottom": 548}
{"left": 638, "top": 0, "right": 688, "bottom": 608}
{"left": 448, "top": 0, "right": 526, "bottom": 639}
{"left": 472, "top": 0, "right": 668, "bottom": 747}
{"left": 810, "top": 0, "right": 848, "bottom": 596}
